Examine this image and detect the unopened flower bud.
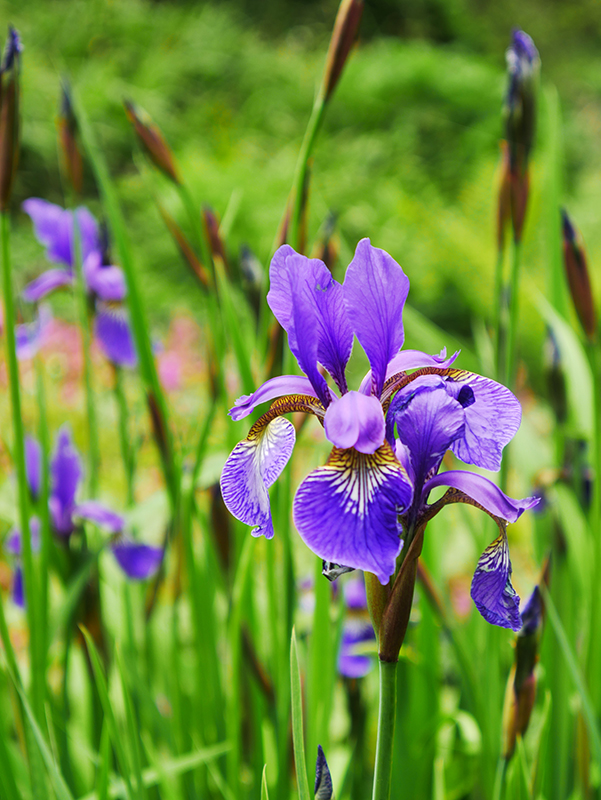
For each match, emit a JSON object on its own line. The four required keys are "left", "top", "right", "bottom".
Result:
{"left": 543, "top": 327, "right": 567, "bottom": 423}
{"left": 0, "top": 26, "right": 22, "bottom": 211}
{"left": 57, "top": 79, "right": 83, "bottom": 195}
{"left": 202, "top": 205, "right": 228, "bottom": 271}
{"left": 503, "top": 583, "right": 544, "bottom": 759}
{"left": 504, "top": 30, "right": 539, "bottom": 178}
{"left": 561, "top": 209, "right": 597, "bottom": 341}
{"left": 124, "top": 99, "right": 180, "bottom": 185}
{"left": 322, "top": 0, "right": 364, "bottom": 102}
{"left": 315, "top": 745, "right": 333, "bottom": 799}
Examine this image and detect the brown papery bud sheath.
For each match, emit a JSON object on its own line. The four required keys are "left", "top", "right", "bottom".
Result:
{"left": 124, "top": 99, "right": 180, "bottom": 185}
{"left": 58, "top": 81, "right": 83, "bottom": 195}
{"left": 0, "top": 27, "right": 22, "bottom": 212}
{"left": 322, "top": 0, "right": 364, "bottom": 101}
{"left": 158, "top": 203, "right": 210, "bottom": 291}
{"left": 562, "top": 209, "right": 597, "bottom": 341}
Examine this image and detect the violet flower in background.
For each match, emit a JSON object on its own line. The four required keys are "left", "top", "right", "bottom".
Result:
{"left": 22, "top": 198, "right": 137, "bottom": 367}
{"left": 221, "top": 238, "right": 538, "bottom": 630}
{"left": 5, "top": 517, "right": 40, "bottom": 607}
{"left": 338, "top": 576, "right": 376, "bottom": 679}
{"left": 8, "top": 426, "right": 163, "bottom": 582}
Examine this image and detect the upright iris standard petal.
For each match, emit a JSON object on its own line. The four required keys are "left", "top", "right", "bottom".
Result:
{"left": 387, "top": 377, "right": 465, "bottom": 491}
{"left": 25, "top": 436, "right": 42, "bottom": 499}
{"left": 50, "top": 427, "right": 82, "bottom": 535}
{"left": 22, "top": 268, "right": 74, "bottom": 302}
{"left": 83, "top": 252, "right": 127, "bottom": 301}
{"left": 343, "top": 238, "right": 409, "bottom": 398}
{"left": 94, "top": 304, "right": 137, "bottom": 368}
{"left": 268, "top": 246, "right": 352, "bottom": 400}
{"left": 424, "top": 470, "right": 539, "bottom": 523}
{"left": 444, "top": 371, "right": 522, "bottom": 471}
{"left": 230, "top": 375, "right": 325, "bottom": 421}
{"left": 293, "top": 443, "right": 412, "bottom": 584}
{"left": 22, "top": 199, "right": 100, "bottom": 268}
{"left": 324, "top": 391, "right": 385, "bottom": 454}
{"left": 221, "top": 416, "right": 296, "bottom": 539}
{"left": 471, "top": 528, "right": 521, "bottom": 631}
{"left": 112, "top": 542, "right": 163, "bottom": 579}
{"left": 73, "top": 501, "right": 125, "bottom": 532}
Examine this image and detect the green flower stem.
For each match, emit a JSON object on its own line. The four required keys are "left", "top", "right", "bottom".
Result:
{"left": 113, "top": 365, "right": 135, "bottom": 506}
{"left": 72, "top": 214, "right": 100, "bottom": 496}
{"left": 372, "top": 659, "right": 398, "bottom": 800}
{"left": 493, "top": 248, "right": 505, "bottom": 378}
{"left": 1, "top": 211, "right": 43, "bottom": 721}
{"left": 176, "top": 181, "right": 213, "bottom": 278}
{"left": 289, "top": 93, "right": 327, "bottom": 251}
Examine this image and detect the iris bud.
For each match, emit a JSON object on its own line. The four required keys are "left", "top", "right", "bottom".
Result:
{"left": 57, "top": 80, "right": 83, "bottom": 195}
{"left": 0, "top": 27, "right": 22, "bottom": 211}
{"left": 314, "top": 745, "right": 334, "bottom": 799}
{"left": 561, "top": 209, "right": 597, "bottom": 341}
{"left": 124, "top": 99, "right": 180, "bottom": 185}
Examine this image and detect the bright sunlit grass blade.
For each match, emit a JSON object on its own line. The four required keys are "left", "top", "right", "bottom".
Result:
{"left": 290, "top": 627, "right": 311, "bottom": 800}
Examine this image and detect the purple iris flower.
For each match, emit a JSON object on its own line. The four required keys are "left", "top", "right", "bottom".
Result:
{"left": 22, "top": 199, "right": 136, "bottom": 368}
{"left": 338, "top": 576, "right": 376, "bottom": 678}
{"left": 14, "top": 304, "right": 52, "bottom": 361}
{"left": 220, "top": 239, "right": 538, "bottom": 631}
{"left": 15, "top": 427, "right": 163, "bottom": 581}
{"left": 5, "top": 517, "right": 41, "bottom": 608}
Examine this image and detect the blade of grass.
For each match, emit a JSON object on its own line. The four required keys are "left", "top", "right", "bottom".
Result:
{"left": 540, "top": 585, "right": 601, "bottom": 770}
{"left": 80, "top": 626, "right": 136, "bottom": 800}
{"left": 261, "top": 765, "right": 270, "bottom": 800}
{"left": 290, "top": 628, "right": 311, "bottom": 800}
{"left": 115, "top": 649, "right": 147, "bottom": 800}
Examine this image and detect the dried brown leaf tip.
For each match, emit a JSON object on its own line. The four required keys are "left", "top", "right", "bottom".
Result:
{"left": 322, "top": 0, "right": 364, "bottom": 102}
{"left": 124, "top": 99, "right": 180, "bottom": 185}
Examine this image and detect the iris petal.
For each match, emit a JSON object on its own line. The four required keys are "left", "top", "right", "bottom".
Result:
{"left": 444, "top": 371, "right": 522, "bottom": 471}
{"left": 293, "top": 443, "right": 412, "bottom": 584}
{"left": 220, "top": 415, "right": 296, "bottom": 539}
{"left": 358, "top": 348, "right": 460, "bottom": 395}
{"left": 424, "top": 470, "right": 539, "bottom": 523}
{"left": 338, "top": 619, "right": 375, "bottom": 678}
{"left": 84, "top": 252, "right": 127, "bottom": 301}
{"left": 471, "top": 528, "right": 521, "bottom": 631}
{"left": 95, "top": 304, "right": 137, "bottom": 368}
{"left": 74, "top": 501, "right": 125, "bottom": 532}
{"left": 230, "top": 375, "right": 325, "bottom": 421}
{"left": 324, "top": 391, "right": 385, "bottom": 454}
{"left": 25, "top": 436, "right": 42, "bottom": 499}
{"left": 268, "top": 246, "right": 352, "bottom": 401}
{"left": 343, "top": 238, "right": 409, "bottom": 398}
{"left": 51, "top": 427, "right": 82, "bottom": 531}
{"left": 22, "top": 268, "right": 74, "bottom": 302}
{"left": 112, "top": 542, "right": 163, "bottom": 580}
{"left": 22, "top": 199, "right": 100, "bottom": 267}
{"left": 387, "top": 377, "right": 465, "bottom": 492}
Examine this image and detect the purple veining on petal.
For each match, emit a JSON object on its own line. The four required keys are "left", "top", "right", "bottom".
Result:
{"left": 22, "top": 268, "right": 74, "bottom": 302}
{"left": 112, "top": 542, "right": 164, "bottom": 580}
{"left": 293, "top": 444, "right": 411, "bottom": 584}
{"left": 343, "top": 238, "right": 410, "bottom": 398}
{"left": 229, "top": 375, "right": 324, "bottom": 421}
{"left": 323, "top": 391, "right": 385, "bottom": 454}
{"left": 471, "top": 529, "right": 521, "bottom": 631}
{"left": 315, "top": 745, "right": 334, "bottom": 800}
{"left": 25, "top": 436, "right": 42, "bottom": 499}
{"left": 444, "top": 373, "right": 522, "bottom": 472}
{"left": 338, "top": 619, "right": 375, "bottom": 679}
{"left": 94, "top": 304, "right": 137, "bottom": 368}
{"left": 424, "top": 470, "right": 539, "bottom": 523}
{"left": 83, "top": 252, "right": 127, "bottom": 301}
{"left": 358, "top": 348, "right": 460, "bottom": 395}
{"left": 74, "top": 501, "right": 125, "bottom": 532}
{"left": 221, "top": 416, "right": 296, "bottom": 539}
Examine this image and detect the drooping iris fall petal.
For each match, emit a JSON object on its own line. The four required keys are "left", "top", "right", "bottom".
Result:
{"left": 112, "top": 542, "right": 163, "bottom": 580}
{"left": 221, "top": 416, "right": 296, "bottom": 539}
{"left": 293, "top": 443, "right": 412, "bottom": 584}
{"left": 471, "top": 529, "right": 521, "bottom": 631}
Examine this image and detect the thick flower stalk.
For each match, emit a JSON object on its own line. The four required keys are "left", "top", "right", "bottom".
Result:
{"left": 22, "top": 198, "right": 136, "bottom": 367}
